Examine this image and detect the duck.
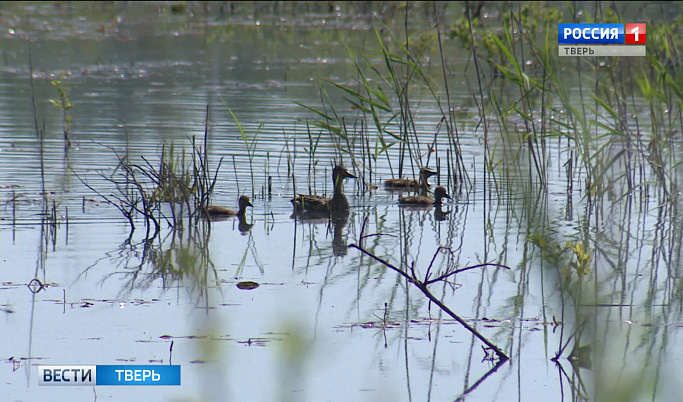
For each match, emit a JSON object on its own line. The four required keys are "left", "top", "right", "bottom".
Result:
{"left": 292, "top": 165, "right": 355, "bottom": 215}
{"left": 384, "top": 167, "right": 437, "bottom": 190}
{"left": 203, "top": 195, "right": 253, "bottom": 218}
{"left": 399, "top": 185, "right": 451, "bottom": 206}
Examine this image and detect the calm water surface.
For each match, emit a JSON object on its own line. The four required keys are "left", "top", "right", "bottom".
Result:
{"left": 1, "top": 2, "right": 682, "bottom": 401}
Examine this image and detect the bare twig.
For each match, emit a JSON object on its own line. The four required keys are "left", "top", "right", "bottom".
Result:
{"left": 348, "top": 217, "right": 510, "bottom": 361}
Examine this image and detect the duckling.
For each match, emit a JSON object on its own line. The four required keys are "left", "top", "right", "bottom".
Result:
{"left": 203, "top": 195, "right": 253, "bottom": 217}
{"left": 292, "top": 166, "right": 355, "bottom": 214}
{"left": 384, "top": 167, "right": 437, "bottom": 191}
{"left": 399, "top": 185, "right": 451, "bottom": 206}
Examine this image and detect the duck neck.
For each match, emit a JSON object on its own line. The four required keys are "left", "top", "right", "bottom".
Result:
{"left": 419, "top": 174, "right": 430, "bottom": 188}
{"left": 333, "top": 176, "right": 345, "bottom": 197}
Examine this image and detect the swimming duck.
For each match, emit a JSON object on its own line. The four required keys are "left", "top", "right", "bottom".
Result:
{"left": 399, "top": 185, "right": 451, "bottom": 206}
{"left": 292, "top": 166, "right": 355, "bottom": 214}
{"left": 384, "top": 167, "right": 437, "bottom": 190}
{"left": 203, "top": 195, "right": 253, "bottom": 217}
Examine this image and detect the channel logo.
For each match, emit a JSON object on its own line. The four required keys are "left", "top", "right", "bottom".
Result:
{"left": 558, "top": 23, "right": 646, "bottom": 44}
{"left": 558, "top": 23, "right": 646, "bottom": 57}
{"left": 625, "top": 23, "right": 646, "bottom": 44}
{"left": 38, "top": 365, "right": 181, "bottom": 386}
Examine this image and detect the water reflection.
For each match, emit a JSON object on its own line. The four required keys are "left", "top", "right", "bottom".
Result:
{"left": 203, "top": 213, "right": 253, "bottom": 234}
{"left": 237, "top": 215, "right": 253, "bottom": 235}
{"left": 434, "top": 204, "right": 451, "bottom": 221}
{"left": 331, "top": 214, "right": 350, "bottom": 257}
{"left": 291, "top": 210, "right": 350, "bottom": 257}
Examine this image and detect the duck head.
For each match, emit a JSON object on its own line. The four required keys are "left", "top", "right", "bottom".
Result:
{"left": 433, "top": 186, "right": 451, "bottom": 204}
{"left": 419, "top": 167, "right": 437, "bottom": 187}
{"left": 237, "top": 195, "right": 253, "bottom": 214}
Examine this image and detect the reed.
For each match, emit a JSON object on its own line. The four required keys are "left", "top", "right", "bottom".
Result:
{"left": 304, "top": 120, "right": 323, "bottom": 194}
{"left": 294, "top": 6, "right": 479, "bottom": 193}
{"left": 49, "top": 72, "right": 74, "bottom": 149}
{"left": 446, "top": 2, "right": 683, "bottom": 206}
{"left": 226, "top": 107, "right": 262, "bottom": 199}
{"left": 449, "top": 4, "right": 683, "bottom": 400}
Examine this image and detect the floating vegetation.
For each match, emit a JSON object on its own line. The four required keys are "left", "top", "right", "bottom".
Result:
{"left": 236, "top": 281, "right": 260, "bottom": 290}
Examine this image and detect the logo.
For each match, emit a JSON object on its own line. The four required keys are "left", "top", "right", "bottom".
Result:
{"left": 558, "top": 23, "right": 623, "bottom": 44}
{"left": 38, "top": 366, "right": 96, "bottom": 386}
{"left": 39, "top": 365, "right": 181, "bottom": 386}
{"left": 625, "top": 23, "right": 646, "bottom": 44}
{"left": 558, "top": 23, "right": 645, "bottom": 44}
{"left": 558, "top": 23, "right": 646, "bottom": 57}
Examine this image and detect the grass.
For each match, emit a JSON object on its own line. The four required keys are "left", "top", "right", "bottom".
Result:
{"left": 225, "top": 105, "right": 263, "bottom": 199}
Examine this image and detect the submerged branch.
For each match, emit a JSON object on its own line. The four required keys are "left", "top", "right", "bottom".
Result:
{"left": 348, "top": 229, "right": 510, "bottom": 362}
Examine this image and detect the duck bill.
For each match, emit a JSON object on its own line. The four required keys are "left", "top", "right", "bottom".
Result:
{"left": 341, "top": 167, "right": 355, "bottom": 179}
{"left": 422, "top": 168, "right": 437, "bottom": 177}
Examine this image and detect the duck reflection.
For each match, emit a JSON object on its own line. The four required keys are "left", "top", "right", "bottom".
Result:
{"left": 237, "top": 214, "right": 253, "bottom": 235}
{"left": 291, "top": 209, "right": 350, "bottom": 257}
{"left": 331, "top": 213, "right": 350, "bottom": 256}
{"left": 434, "top": 204, "right": 451, "bottom": 221}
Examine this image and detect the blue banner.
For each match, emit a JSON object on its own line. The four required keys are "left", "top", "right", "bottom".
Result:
{"left": 558, "top": 23, "right": 624, "bottom": 44}
{"left": 96, "top": 365, "right": 180, "bottom": 385}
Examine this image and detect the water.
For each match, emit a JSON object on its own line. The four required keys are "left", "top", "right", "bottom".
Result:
{"left": 2, "top": 2, "right": 683, "bottom": 401}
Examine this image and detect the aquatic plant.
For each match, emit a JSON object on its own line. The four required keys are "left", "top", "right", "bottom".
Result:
{"left": 49, "top": 72, "right": 74, "bottom": 149}
{"left": 439, "top": 3, "right": 683, "bottom": 399}
{"left": 295, "top": 16, "right": 471, "bottom": 189}
{"left": 226, "top": 106, "right": 262, "bottom": 199}
{"left": 454, "top": 2, "right": 682, "bottom": 201}
{"left": 78, "top": 108, "right": 223, "bottom": 239}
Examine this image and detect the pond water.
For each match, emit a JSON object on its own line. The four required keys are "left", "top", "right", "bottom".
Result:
{"left": 2, "top": 2, "right": 683, "bottom": 401}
